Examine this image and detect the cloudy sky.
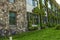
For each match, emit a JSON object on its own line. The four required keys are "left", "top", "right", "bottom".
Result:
{"left": 55, "top": 0, "right": 60, "bottom": 5}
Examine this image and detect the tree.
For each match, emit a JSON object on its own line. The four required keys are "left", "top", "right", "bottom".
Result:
{"left": 32, "top": 6, "right": 45, "bottom": 29}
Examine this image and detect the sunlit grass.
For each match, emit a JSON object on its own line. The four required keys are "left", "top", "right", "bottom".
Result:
{"left": 0, "top": 28, "right": 60, "bottom": 40}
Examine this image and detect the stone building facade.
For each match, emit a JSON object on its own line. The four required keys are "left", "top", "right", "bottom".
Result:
{"left": 0, "top": 0, "right": 27, "bottom": 33}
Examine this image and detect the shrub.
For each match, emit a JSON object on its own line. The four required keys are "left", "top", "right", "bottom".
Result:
{"left": 55, "top": 24, "right": 60, "bottom": 30}
{"left": 41, "top": 24, "right": 47, "bottom": 29}
{"left": 29, "top": 26, "right": 38, "bottom": 31}
{"left": 52, "top": 23, "right": 56, "bottom": 27}
{"left": 46, "top": 23, "right": 56, "bottom": 27}
{"left": 28, "top": 20, "right": 38, "bottom": 31}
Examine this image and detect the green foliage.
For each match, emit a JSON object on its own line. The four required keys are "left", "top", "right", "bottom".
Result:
{"left": 32, "top": 7, "right": 40, "bottom": 14}
{"left": 55, "top": 24, "right": 60, "bottom": 30}
{"left": 42, "top": 24, "right": 47, "bottom": 29}
{"left": 32, "top": 7, "right": 45, "bottom": 16}
{"left": 28, "top": 20, "right": 32, "bottom": 28}
{"left": 47, "top": 23, "right": 56, "bottom": 27}
{"left": 29, "top": 27, "right": 38, "bottom": 31}
{"left": 37, "top": 23, "right": 47, "bottom": 29}
{"left": 28, "top": 20, "right": 38, "bottom": 31}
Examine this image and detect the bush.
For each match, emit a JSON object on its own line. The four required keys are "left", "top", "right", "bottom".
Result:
{"left": 29, "top": 26, "right": 38, "bottom": 31}
{"left": 28, "top": 20, "right": 38, "bottom": 31}
{"left": 41, "top": 24, "right": 47, "bottom": 29}
{"left": 55, "top": 24, "right": 60, "bottom": 30}
{"left": 52, "top": 23, "right": 56, "bottom": 27}
{"left": 46, "top": 23, "right": 56, "bottom": 27}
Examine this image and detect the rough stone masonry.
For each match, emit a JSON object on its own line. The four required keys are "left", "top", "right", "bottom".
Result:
{"left": 0, "top": 0, "right": 28, "bottom": 34}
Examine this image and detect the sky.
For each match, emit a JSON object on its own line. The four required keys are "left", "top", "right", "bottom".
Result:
{"left": 55, "top": 0, "right": 60, "bottom": 5}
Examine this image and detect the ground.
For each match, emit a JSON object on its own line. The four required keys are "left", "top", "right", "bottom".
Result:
{"left": 0, "top": 28, "right": 60, "bottom": 40}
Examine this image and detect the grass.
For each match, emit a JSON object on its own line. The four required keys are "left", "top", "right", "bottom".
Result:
{"left": 0, "top": 28, "right": 60, "bottom": 40}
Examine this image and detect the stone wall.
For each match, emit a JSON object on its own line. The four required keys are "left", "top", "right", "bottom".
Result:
{"left": 0, "top": 0, "right": 27, "bottom": 33}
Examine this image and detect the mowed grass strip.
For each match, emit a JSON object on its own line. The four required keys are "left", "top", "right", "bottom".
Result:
{"left": 0, "top": 28, "right": 60, "bottom": 40}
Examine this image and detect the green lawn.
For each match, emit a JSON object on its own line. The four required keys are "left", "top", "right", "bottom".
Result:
{"left": 1, "top": 28, "right": 60, "bottom": 40}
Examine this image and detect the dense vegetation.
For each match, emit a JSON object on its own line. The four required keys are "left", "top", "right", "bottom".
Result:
{"left": 28, "top": 0, "right": 60, "bottom": 30}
